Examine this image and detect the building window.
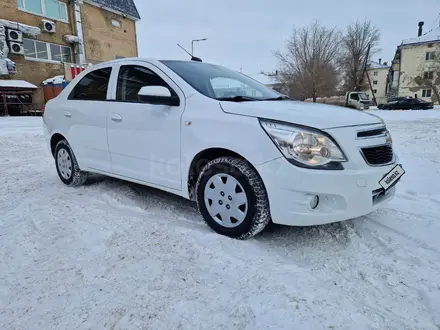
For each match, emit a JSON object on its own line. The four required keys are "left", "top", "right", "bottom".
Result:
{"left": 373, "top": 80, "right": 378, "bottom": 85}
{"left": 112, "top": 19, "right": 121, "bottom": 27}
{"left": 425, "top": 51, "right": 436, "bottom": 61}
{"left": 18, "top": 0, "right": 68, "bottom": 22}
{"left": 373, "top": 71, "right": 378, "bottom": 76}
{"left": 69, "top": 68, "right": 112, "bottom": 101}
{"left": 422, "top": 89, "right": 432, "bottom": 98}
{"left": 424, "top": 71, "right": 434, "bottom": 80}
{"left": 373, "top": 89, "right": 377, "bottom": 93}
{"left": 23, "top": 38, "right": 72, "bottom": 63}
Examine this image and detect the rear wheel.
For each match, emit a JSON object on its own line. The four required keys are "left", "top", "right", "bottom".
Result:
{"left": 196, "top": 156, "right": 271, "bottom": 239}
{"left": 55, "top": 140, "right": 88, "bottom": 187}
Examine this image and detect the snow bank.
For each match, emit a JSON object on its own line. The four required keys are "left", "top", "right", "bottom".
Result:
{"left": 1, "top": 113, "right": 440, "bottom": 329}
{"left": 0, "top": 19, "right": 40, "bottom": 37}
{"left": 402, "top": 26, "right": 440, "bottom": 46}
{"left": 0, "top": 80, "right": 37, "bottom": 89}
{"left": 367, "top": 109, "right": 440, "bottom": 121}
{"left": 42, "top": 75, "right": 65, "bottom": 85}
{"left": 63, "top": 35, "right": 82, "bottom": 44}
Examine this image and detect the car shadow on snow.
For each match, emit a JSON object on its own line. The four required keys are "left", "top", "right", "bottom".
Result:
{"left": 84, "top": 174, "right": 361, "bottom": 249}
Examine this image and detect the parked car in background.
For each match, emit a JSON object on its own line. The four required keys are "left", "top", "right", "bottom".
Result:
{"left": 378, "top": 97, "right": 434, "bottom": 110}
{"left": 344, "top": 91, "right": 371, "bottom": 110}
{"left": 43, "top": 58, "right": 404, "bottom": 239}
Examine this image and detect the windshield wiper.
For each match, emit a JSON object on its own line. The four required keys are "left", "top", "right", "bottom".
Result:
{"left": 260, "top": 96, "right": 292, "bottom": 101}
{"left": 216, "top": 96, "right": 260, "bottom": 102}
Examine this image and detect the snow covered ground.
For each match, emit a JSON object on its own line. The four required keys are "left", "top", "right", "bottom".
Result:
{"left": 1, "top": 111, "right": 440, "bottom": 329}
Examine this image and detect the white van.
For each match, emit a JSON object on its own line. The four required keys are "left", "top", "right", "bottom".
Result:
{"left": 43, "top": 58, "right": 404, "bottom": 239}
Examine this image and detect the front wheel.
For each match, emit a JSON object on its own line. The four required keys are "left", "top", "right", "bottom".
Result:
{"left": 196, "top": 157, "right": 271, "bottom": 239}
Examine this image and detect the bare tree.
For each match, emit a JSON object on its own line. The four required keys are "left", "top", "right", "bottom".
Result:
{"left": 412, "top": 47, "right": 440, "bottom": 104}
{"left": 340, "top": 20, "right": 380, "bottom": 91}
{"left": 274, "top": 21, "right": 341, "bottom": 102}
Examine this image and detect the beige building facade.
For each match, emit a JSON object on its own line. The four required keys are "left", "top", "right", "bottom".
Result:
{"left": 364, "top": 61, "right": 391, "bottom": 105}
{"left": 0, "top": 0, "right": 140, "bottom": 103}
{"left": 388, "top": 24, "right": 440, "bottom": 103}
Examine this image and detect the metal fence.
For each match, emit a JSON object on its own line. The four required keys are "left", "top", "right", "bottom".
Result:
{"left": 0, "top": 92, "right": 44, "bottom": 116}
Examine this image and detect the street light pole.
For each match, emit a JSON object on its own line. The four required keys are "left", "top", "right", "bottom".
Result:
{"left": 191, "top": 38, "right": 207, "bottom": 56}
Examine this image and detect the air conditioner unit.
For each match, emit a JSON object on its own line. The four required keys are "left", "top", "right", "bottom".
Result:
{"left": 8, "top": 42, "right": 24, "bottom": 55}
{"left": 6, "top": 29, "right": 23, "bottom": 43}
{"left": 42, "top": 19, "right": 56, "bottom": 33}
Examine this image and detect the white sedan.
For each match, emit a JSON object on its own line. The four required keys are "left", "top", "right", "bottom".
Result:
{"left": 43, "top": 58, "right": 404, "bottom": 239}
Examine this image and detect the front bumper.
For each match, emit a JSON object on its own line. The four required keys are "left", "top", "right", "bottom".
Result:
{"left": 256, "top": 157, "right": 399, "bottom": 226}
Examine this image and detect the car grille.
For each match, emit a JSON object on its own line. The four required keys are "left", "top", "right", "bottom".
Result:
{"left": 361, "top": 144, "right": 394, "bottom": 166}
{"left": 357, "top": 127, "right": 387, "bottom": 138}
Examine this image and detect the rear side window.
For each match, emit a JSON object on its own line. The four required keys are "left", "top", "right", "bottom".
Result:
{"left": 116, "top": 65, "right": 173, "bottom": 102}
{"left": 69, "top": 68, "right": 112, "bottom": 101}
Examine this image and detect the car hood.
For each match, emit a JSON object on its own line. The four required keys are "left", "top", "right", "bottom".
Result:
{"left": 220, "top": 100, "right": 382, "bottom": 129}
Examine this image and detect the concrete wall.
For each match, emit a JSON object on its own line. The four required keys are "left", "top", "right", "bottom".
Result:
{"left": 398, "top": 42, "right": 439, "bottom": 102}
{"left": 82, "top": 3, "right": 138, "bottom": 63}
{"left": 1, "top": 0, "right": 74, "bottom": 103}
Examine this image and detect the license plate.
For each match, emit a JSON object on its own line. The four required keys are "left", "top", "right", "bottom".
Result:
{"left": 379, "top": 164, "right": 405, "bottom": 190}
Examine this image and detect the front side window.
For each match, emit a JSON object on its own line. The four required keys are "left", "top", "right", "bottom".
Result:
{"left": 69, "top": 68, "right": 112, "bottom": 101}
{"left": 350, "top": 94, "right": 359, "bottom": 100}
{"left": 117, "top": 65, "right": 173, "bottom": 102}
{"left": 19, "top": 0, "right": 68, "bottom": 21}
{"left": 358, "top": 92, "right": 369, "bottom": 100}
{"left": 23, "top": 38, "right": 72, "bottom": 63}
{"left": 161, "top": 60, "right": 280, "bottom": 100}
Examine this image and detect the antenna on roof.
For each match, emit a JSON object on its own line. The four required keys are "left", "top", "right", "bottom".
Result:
{"left": 177, "top": 44, "right": 202, "bottom": 62}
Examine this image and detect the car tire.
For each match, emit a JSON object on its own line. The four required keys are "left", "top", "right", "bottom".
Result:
{"left": 196, "top": 156, "right": 271, "bottom": 239}
{"left": 55, "top": 140, "right": 88, "bottom": 187}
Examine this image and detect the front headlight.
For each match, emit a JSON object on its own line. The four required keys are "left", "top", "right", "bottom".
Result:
{"left": 260, "top": 119, "right": 347, "bottom": 170}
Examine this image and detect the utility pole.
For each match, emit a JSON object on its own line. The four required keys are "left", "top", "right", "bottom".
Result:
{"left": 360, "top": 44, "right": 377, "bottom": 106}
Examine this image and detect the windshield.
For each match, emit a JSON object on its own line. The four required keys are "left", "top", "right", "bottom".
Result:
{"left": 161, "top": 60, "right": 281, "bottom": 101}
{"left": 359, "top": 92, "right": 369, "bottom": 101}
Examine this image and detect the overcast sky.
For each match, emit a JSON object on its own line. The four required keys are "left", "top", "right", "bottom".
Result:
{"left": 134, "top": 0, "right": 440, "bottom": 75}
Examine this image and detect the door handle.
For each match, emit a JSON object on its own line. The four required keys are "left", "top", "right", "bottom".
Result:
{"left": 111, "top": 114, "right": 122, "bottom": 122}
{"left": 64, "top": 111, "right": 72, "bottom": 118}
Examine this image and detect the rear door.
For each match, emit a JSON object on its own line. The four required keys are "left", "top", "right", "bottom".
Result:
{"left": 66, "top": 67, "right": 113, "bottom": 171}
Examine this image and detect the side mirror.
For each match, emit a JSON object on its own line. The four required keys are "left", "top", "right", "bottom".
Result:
{"left": 138, "top": 86, "right": 180, "bottom": 106}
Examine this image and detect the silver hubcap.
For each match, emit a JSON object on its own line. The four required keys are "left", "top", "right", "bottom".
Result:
{"left": 57, "top": 149, "right": 72, "bottom": 180}
{"left": 204, "top": 173, "right": 248, "bottom": 228}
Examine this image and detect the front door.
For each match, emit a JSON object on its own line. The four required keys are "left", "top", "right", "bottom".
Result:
{"left": 106, "top": 61, "right": 185, "bottom": 190}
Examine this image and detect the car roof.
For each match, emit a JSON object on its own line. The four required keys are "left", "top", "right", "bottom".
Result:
{"left": 91, "top": 58, "right": 198, "bottom": 68}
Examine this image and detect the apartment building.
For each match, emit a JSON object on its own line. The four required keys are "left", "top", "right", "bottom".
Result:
{"left": 387, "top": 22, "right": 440, "bottom": 103}
{"left": 0, "top": 0, "right": 140, "bottom": 103}
{"left": 364, "top": 60, "right": 391, "bottom": 105}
